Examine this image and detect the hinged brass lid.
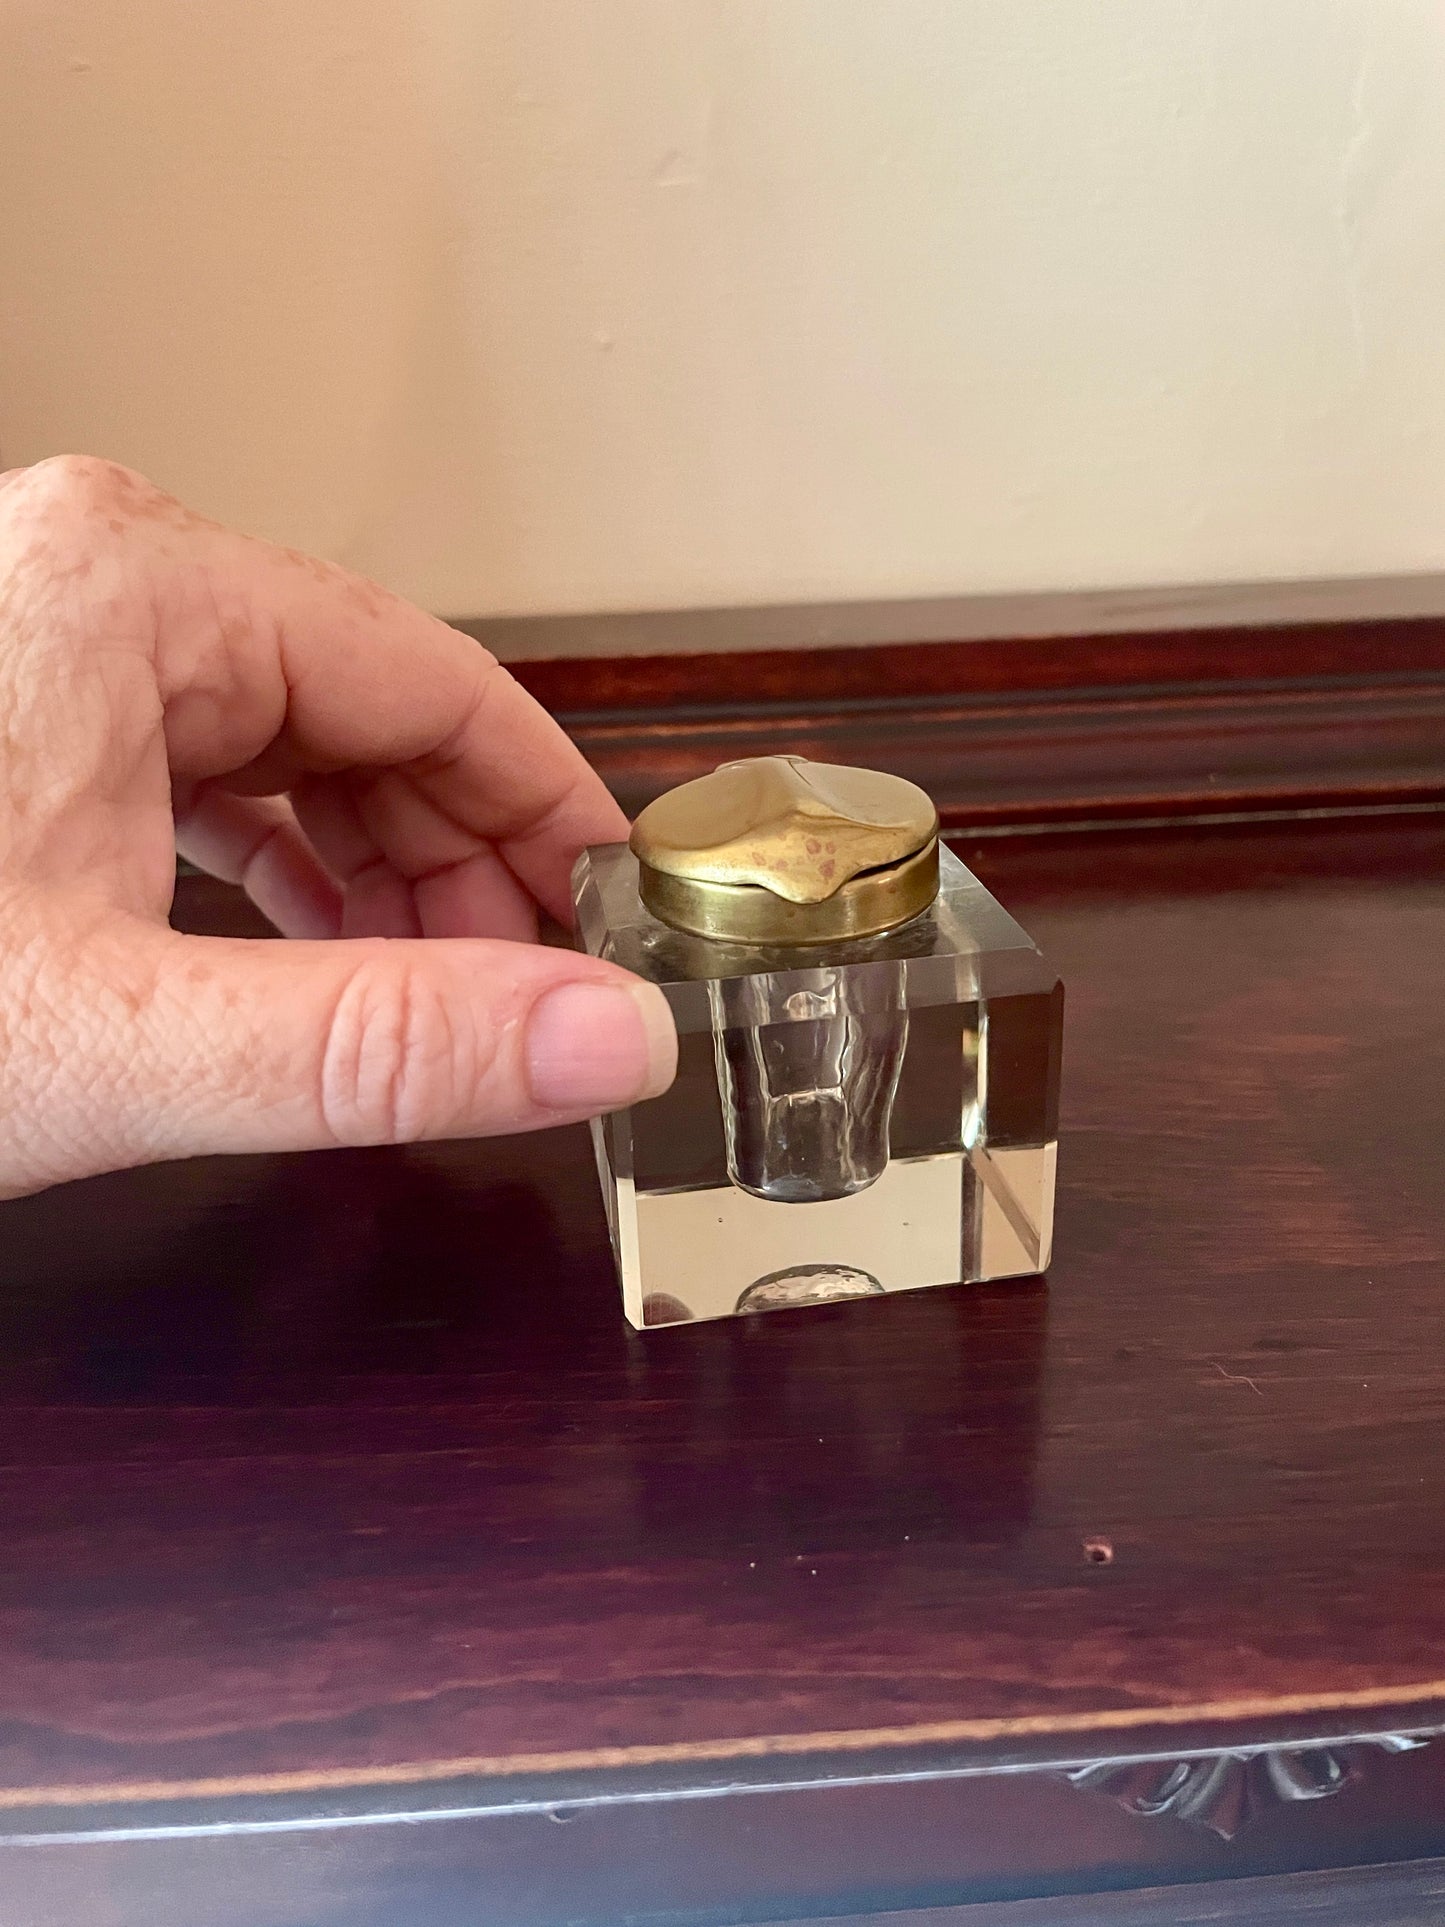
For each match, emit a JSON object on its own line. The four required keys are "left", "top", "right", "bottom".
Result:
{"left": 629, "top": 755, "right": 939, "bottom": 943}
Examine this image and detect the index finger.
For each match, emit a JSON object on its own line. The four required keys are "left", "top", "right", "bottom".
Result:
{"left": 57, "top": 460, "right": 627, "bottom": 923}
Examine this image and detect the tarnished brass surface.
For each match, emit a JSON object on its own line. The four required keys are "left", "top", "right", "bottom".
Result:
{"left": 630, "top": 756, "right": 938, "bottom": 942}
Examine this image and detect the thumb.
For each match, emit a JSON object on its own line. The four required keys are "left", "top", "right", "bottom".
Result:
{"left": 3, "top": 914, "right": 677, "bottom": 1191}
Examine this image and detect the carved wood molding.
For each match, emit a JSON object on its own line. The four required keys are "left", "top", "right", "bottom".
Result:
{"left": 504, "top": 618, "right": 1445, "bottom": 830}
{"left": 1063, "top": 1735, "right": 1432, "bottom": 1841}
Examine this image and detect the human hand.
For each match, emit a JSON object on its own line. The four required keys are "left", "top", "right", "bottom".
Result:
{"left": 0, "top": 457, "right": 676, "bottom": 1197}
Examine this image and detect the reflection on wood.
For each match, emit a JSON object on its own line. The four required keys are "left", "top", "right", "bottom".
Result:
{"left": 8, "top": 697, "right": 1445, "bottom": 1918}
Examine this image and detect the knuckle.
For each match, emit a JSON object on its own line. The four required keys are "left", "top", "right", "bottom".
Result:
{"left": 10, "top": 453, "right": 141, "bottom": 526}
{"left": 0, "top": 457, "right": 155, "bottom": 599}
{"left": 317, "top": 955, "right": 469, "bottom": 1146}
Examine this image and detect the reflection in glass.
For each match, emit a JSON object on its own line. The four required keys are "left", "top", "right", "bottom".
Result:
{"left": 711, "top": 965, "right": 907, "bottom": 1203}
{"left": 736, "top": 1262, "right": 885, "bottom": 1314}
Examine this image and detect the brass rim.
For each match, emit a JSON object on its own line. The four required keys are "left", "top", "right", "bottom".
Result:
{"left": 639, "top": 837, "right": 940, "bottom": 944}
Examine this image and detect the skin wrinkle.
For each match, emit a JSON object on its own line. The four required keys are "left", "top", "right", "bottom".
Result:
{"left": 341, "top": 779, "right": 544, "bottom": 941}
{"left": 289, "top": 773, "right": 384, "bottom": 879}
{"left": 158, "top": 571, "right": 289, "bottom": 779}
{"left": 386, "top": 667, "right": 601, "bottom": 928}
{"left": 170, "top": 784, "right": 342, "bottom": 936}
{"left": 1, "top": 906, "right": 158, "bottom": 1190}
{"left": 3, "top": 645, "right": 159, "bottom": 892}
{"left": 235, "top": 817, "right": 297, "bottom": 901}
{"left": 167, "top": 530, "right": 545, "bottom": 931}
{"left": 353, "top": 769, "right": 485, "bottom": 877}
{"left": 315, "top": 951, "right": 480, "bottom": 1148}
{"left": 348, "top": 787, "right": 540, "bottom": 942}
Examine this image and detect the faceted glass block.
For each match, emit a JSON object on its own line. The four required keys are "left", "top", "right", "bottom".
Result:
{"left": 574, "top": 843, "right": 1062, "bottom": 1330}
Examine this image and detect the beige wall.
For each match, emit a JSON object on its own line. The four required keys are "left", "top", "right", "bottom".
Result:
{"left": 4, "top": 0, "right": 1445, "bottom": 629}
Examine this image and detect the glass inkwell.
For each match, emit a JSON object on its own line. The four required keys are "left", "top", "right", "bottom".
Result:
{"left": 573, "top": 756, "right": 1062, "bottom": 1329}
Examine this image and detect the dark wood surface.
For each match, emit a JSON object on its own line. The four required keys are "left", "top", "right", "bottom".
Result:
{"left": 739, "top": 1854, "right": 1445, "bottom": 1925}
{"left": 507, "top": 621, "right": 1445, "bottom": 828}
{"left": 4, "top": 805, "right": 1445, "bottom": 1921}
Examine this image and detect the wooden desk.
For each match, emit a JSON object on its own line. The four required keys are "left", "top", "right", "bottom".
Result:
{"left": 4, "top": 632, "right": 1445, "bottom": 1923}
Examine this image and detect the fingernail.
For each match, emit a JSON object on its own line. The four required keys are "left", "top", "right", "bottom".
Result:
{"left": 525, "top": 980, "right": 677, "bottom": 1113}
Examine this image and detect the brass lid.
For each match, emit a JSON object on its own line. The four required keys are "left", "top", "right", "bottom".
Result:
{"left": 629, "top": 755, "right": 939, "bottom": 944}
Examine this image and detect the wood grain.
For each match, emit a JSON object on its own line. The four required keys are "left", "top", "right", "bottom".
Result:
{"left": 7, "top": 809, "right": 1445, "bottom": 1918}
{"left": 7, "top": 820, "right": 1445, "bottom": 1792}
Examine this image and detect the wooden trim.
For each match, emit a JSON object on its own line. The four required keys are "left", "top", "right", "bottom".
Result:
{"left": 501, "top": 618, "right": 1445, "bottom": 829}
{"left": 3, "top": 1680, "right": 1442, "bottom": 1817}
{"left": 505, "top": 617, "right": 1445, "bottom": 712}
